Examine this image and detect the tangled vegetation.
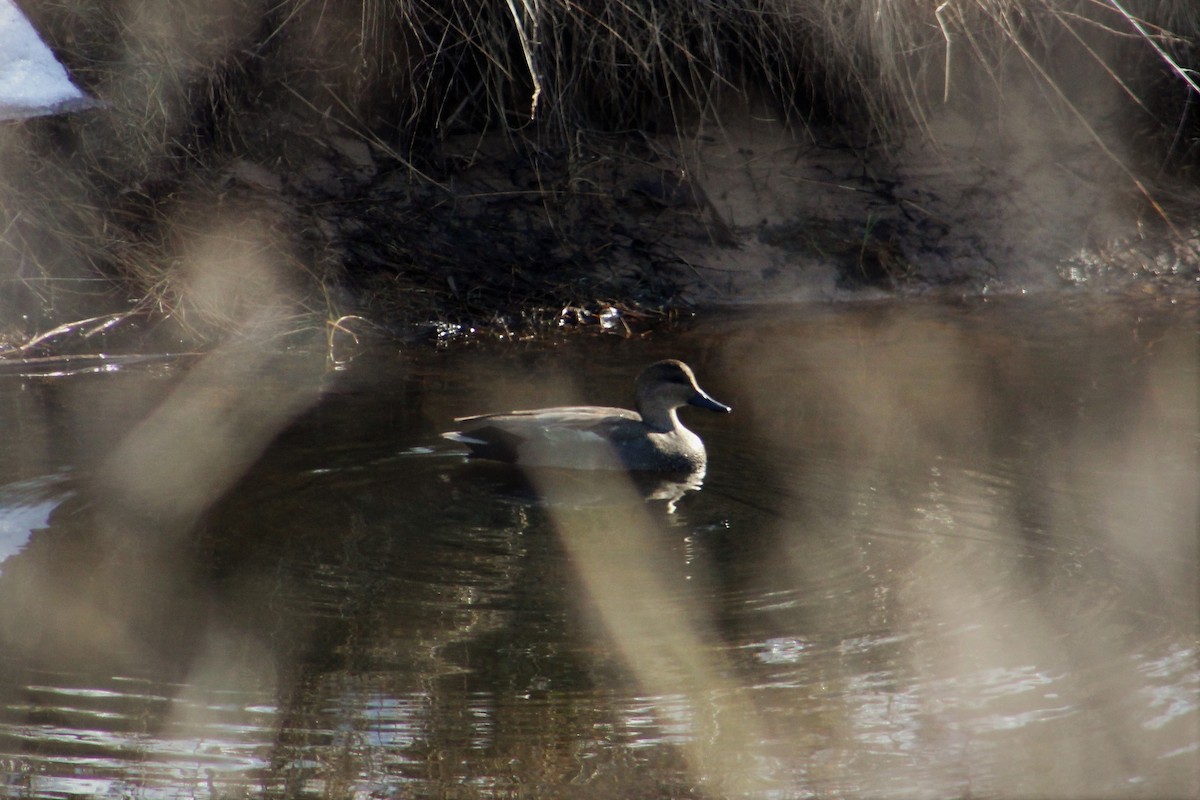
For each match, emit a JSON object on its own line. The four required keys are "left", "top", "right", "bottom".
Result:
{"left": 2, "top": 0, "right": 1198, "bottom": 349}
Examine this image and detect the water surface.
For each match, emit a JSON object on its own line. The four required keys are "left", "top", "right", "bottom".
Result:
{"left": 1, "top": 295, "right": 1197, "bottom": 798}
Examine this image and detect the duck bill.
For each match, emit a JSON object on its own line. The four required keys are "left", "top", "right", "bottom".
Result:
{"left": 689, "top": 389, "right": 731, "bottom": 413}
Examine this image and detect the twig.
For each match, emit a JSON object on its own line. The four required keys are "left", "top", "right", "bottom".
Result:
{"left": 1104, "top": 0, "right": 1200, "bottom": 96}
{"left": 936, "top": 1, "right": 956, "bottom": 103}
{"left": 504, "top": 0, "right": 543, "bottom": 121}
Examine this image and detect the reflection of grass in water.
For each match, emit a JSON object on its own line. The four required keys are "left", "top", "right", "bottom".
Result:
{"left": 1, "top": 302, "right": 1195, "bottom": 796}
{"left": 2, "top": 1, "right": 1199, "bottom": 343}
{"left": 717, "top": 301, "right": 1199, "bottom": 796}
{"left": 541, "top": 477, "right": 776, "bottom": 797}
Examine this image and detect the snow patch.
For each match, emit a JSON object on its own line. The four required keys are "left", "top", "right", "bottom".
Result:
{"left": 0, "top": 0, "right": 93, "bottom": 120}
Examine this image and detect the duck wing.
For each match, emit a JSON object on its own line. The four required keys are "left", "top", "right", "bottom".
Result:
{"left": 445, "top": 407, "right": 640, "bottom": 464}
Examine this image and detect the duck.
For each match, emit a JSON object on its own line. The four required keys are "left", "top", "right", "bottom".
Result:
{"left": 442, "top": 359, "right": 730, "bottom": 472}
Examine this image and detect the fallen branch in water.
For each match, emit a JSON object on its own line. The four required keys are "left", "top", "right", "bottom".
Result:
{"left": 2, "top": 312, "right": 136, "bottom": 354}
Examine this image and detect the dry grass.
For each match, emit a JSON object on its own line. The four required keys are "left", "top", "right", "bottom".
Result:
{"left": 2, "top": 0, "right": 1199, "bottom": 349}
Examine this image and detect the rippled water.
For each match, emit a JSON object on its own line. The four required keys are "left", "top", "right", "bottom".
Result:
{"left": 1, "top": 296, "right": 1197, "bottom": 798}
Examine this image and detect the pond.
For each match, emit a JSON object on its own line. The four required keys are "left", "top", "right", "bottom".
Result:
{"left": 0, "top": 295, "right": 1197, "bottom": 799}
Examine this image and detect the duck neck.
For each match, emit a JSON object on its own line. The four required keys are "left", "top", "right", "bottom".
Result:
{"left": 640, "top": 405, "right": 680, "bottom": 433}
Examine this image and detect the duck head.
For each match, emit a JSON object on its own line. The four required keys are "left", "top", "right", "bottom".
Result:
{"left": 635, "top": 359, "right": 731, "bottom": 431}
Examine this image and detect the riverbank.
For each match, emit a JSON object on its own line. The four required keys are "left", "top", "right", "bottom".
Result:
{"left": 2, "top": 1, "right": 1199, "bottom": 353}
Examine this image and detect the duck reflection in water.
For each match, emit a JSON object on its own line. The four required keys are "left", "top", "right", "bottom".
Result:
{"left": 443, "top": 359, "right": 730, "bottom": 508}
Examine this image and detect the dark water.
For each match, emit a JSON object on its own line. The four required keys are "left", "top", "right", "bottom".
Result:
{"left": 1, "top": 296, "right": 1197, "bottom": 799}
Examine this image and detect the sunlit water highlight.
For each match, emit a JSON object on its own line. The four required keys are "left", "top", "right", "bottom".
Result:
{"left": 0, "top": 295, "right": 1196, "bottom": 798}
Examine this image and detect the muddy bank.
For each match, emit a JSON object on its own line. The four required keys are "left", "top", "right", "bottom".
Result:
{"left": 265, "top": 102, "right": 1200, "bottom": 339}
{"left": 4, "top": 101, "right": 1199, "bottom": 355}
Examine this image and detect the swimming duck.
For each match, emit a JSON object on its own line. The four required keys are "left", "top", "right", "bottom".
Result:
{"left": 443, "top": 359, "right": 730, "bottom": 472}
